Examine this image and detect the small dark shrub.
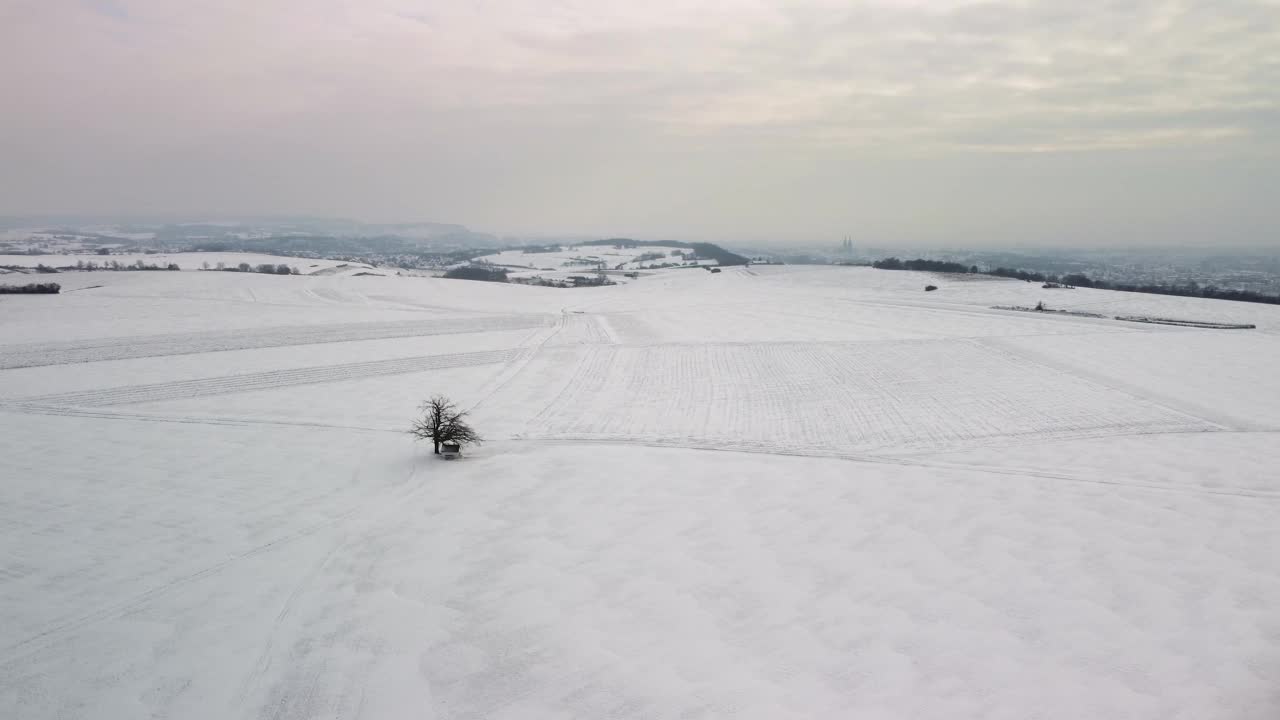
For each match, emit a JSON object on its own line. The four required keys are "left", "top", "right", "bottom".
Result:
{"left": 0, "top": 282, "right": 61, "bottom": 294}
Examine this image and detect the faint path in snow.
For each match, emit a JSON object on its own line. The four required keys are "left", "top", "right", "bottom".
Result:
{"left": 592, "top": 314, "right": 621, "bottom": 344}
{"left": 469, "top": 307, "right": 618, "bottom": 415}
{"left": 466, "top": 311, "right": 569, "bottom": 413}
{"left": 521, "top": 436, "right": 1280, "bottom": 500}
{"left": 966, "top": 336, "right": 1235, "bottom": 431}
{"left": 0, "top": 440, "right": 432, "bottom": 689}
{"left": 0, "top": 315, "right": 552, "bottom": 369}
{"left": 8, "top": 349, "right": 519, "bottom": 408}
{"left": 0, "top": 405, "right": 398, "bottom": 433}
{"left": 235, "top": 457, "right": 434, "bottom": 720}
{"left": 544, "top": 312, "right": 612, "bottom": 346}
{"left": 2, "top": 492, "right": 366, "bottom": 667}
{"left": 974, "top": 334, "right": 1278, "bottom": 432}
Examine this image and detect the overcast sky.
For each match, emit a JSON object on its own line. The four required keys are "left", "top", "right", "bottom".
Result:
{"left": 2, "top": 0, "right": 1278, "bottom": 246}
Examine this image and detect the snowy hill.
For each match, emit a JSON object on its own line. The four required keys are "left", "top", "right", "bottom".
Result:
{"left": 1, "top": 265, "right": 1279, "bottom": 719}
{"left": 472, "top": 243, "right": 717, "bottom": 284}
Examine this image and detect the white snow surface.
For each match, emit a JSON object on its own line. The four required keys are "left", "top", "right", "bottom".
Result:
{"left": 1, "top": 265, "right": 1279, "bottom": 719}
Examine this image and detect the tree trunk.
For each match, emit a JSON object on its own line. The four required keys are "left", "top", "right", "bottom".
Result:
{"left": 433, "top": 440, "right": 440, "bottom": 454}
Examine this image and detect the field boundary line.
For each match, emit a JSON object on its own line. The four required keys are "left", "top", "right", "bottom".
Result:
{"left": 0, "top": 405, "right": 401, "bottom": 432}
{"left": 518, "top": 435, "right": 1279, "bottom": 500}
{"left": 0, "top": 314, "right": 553, "bottom": 369}
{"left": 971, "top": 336, "right": 1252, "bottom": 432}
{"left": 6, "top": 349, "right": 519, "bottom": 408}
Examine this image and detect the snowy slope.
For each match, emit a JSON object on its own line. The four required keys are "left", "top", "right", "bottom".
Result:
{"left": 1, "top": 265, "right": 1279, "bottom": 720}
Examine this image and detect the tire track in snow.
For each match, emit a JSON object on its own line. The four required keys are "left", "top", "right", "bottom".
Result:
{"left": 0, "top": 315, "right": 551, "bottom": 369}
{"left": 11, "top": 348, "right": 519, "bottom": 408}
{"left": 0, "top": 405, "right": 397, "bottom": 433}
{"left": 523, "top": 435, "right": 1280, "bottom": 499}
{"left": 470, "top": 307, "right": 618, "bottom": 414}
{"left": 466, "top": 311, "right": 569, "bottom": 413}
{"left": 544, "top": 312, "right": 613, "bottom": 346}
{"left": 240, "top": 457, "right": 444, "bottom": 720}
{"left": 0, "top": 504, "right": 363, "bottom": 667}
{"left": 235, "top": 541, "right": 343, "bottom": 711}
{"left": 969, "top": 336, "right": 1243, "bottom": 431}
{"left": 1, "top": 455, "right": 432, "bottom": 675}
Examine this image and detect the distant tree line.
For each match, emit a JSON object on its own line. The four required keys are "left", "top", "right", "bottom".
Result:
{"left": 872, "top": 257, "right": 1280, "bottom": 305}
{"left": 82, "top": 259, "right": 181, "bottom": 271}
{"left": 0, "top": 260, "right": 182, "bottom": 273}
{"left": 200, "top": 261, "right": 299, "bottom": 274}
{"left": 1057, "top": 276, "right": 1280, "bottom": 305}
{"left": 2, "top": 259, "right": 304, "bottom": 275}
{"left": 443, "top": 265, "right": 509, "bottom": 282}
{"left": 249, "top": 263, "right": 296, "bottom": 275}
{"left": 872, "top": 258, "right": 977, "bottom": 274}
{"left": 0, "top": 282, "right": 61, "bottom": 294}
{"left": 584, "top": 238, "right": 750, "bottom": 266}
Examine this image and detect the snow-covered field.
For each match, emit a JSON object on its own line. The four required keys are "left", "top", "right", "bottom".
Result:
{"left": 2, "top": 265, "right": 1279, "bottom": 719}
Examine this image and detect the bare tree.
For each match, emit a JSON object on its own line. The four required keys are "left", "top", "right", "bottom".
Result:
{"left": 409, "top": 395, "right": 483, "bottom": 454}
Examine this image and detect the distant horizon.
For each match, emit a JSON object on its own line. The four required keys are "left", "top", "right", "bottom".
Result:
{"left": 3, "top": 212, "right": 1277, "bottom": 255}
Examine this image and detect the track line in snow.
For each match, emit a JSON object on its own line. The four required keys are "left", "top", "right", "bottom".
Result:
{"left": 238, "top": 456, "right": 445, "bottom": 719}
{"left": 0, "top": 506, "right": 361, "bottom": 667}
{"left": 9, "top": 348, "right": 519, "bottom": 409}
{"left": 544, "top": 312, "right": 614, "bottom": 346}
{"left": 969, "top": 336, "right": 1244, "bottom": 431}
{"left": 0, "top": 405, "right": 399, "bottom": 433}
{"left": 235, "top": 540, "right": 342, "bottom": 711}
{"left": 470, "top": 307, "right": 618, "bottom": 414}
{"left": 0, "top": 454, "right": 432, "bottom": 672}
{"left": 467, "top": 312, "right": 569, "bottom": 413}
{"left": 0, "top": 315, "right": 551, "bottom": 369}
{"left": 520, "top": 435, "right": 1280, "bottom": 500}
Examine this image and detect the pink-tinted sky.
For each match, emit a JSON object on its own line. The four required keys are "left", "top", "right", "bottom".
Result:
{"left": 2, "top": 0, "right": 1278, "bottom": 246}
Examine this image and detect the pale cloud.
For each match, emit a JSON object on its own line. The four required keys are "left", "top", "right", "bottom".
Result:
{"left": 1, "top": 0, "right": 1277, "bottom": 245}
